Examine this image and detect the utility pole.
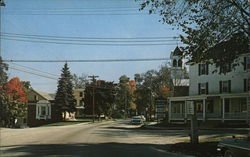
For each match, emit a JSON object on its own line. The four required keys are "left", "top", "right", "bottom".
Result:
{"left": 124, "top": 90, "right": 127, "bottom": 119}
{"left": 88, "top": 75, "right": 99, "bottom": 123}
{"left": 0, "top": 0, "right": 6, "bottom": 57}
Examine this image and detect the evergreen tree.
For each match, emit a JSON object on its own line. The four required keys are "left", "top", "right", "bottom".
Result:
{"left": 55, "top": 63, "right": 76, "bottom": 121}
{"left": 0, "top": 57, "right": 8, "bottom": 126}
{"left": 0, "top": 56, "right": 8, "bottom": 86}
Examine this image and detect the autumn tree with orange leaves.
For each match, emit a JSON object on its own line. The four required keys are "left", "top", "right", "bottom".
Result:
{"left": 0, "top": 77, "right": 28, "bottom": 127}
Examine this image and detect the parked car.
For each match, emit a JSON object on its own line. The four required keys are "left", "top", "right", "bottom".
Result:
{"left": 217, "top": 138, "right": 250, "bottom": 157}
{"left": 131, "top": 116, "right": 143, "bottom": 125}
{"left": 139, "top": 115, "right": 146, "bottom": 122}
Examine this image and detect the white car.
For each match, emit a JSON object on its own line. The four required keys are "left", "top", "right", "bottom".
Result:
{"left": 139, "top": 115, "right": 146, "bottom": 122}
{"left": 131, "top": 116, "right": 143, "bottom": 125}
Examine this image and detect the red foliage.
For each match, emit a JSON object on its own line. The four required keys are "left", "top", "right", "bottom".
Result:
{"left": 161, "top": 87, "right": 170, "bottom": 92}
{"left": 128, "top": 80, "right": 137, "bottom": 92}
{"left": 2, "top": 77, "right": 27, "bottom": 103}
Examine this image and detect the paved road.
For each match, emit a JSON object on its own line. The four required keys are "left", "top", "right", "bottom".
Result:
{"left": 0, "top": 120, "right": 247, "bottom": 157}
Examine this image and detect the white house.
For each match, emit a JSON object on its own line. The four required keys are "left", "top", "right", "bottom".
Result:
{"left": 169, "top": 49, "right": 250, "bottom": 123}
{"left": 73, "top": 88, "right": 85, "bottom": 118}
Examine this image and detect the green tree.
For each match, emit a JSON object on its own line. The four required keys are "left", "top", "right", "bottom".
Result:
{"left": 115, "top": 75, "right": 133, "bottom": 118}
{"left": 84, "top": 81, "right": 116, "bottom": 118}
{"left": 55, "top": 63, "right": 76, "bottom": 121}
{"left": 134, "top": 65, "right": 174, "bottom": 120}
{"left": 138, "top": 0, "right": 249, "bottom": 68}
{"left": 72, "top": 73, "right": 88, "bottom": 89}
{"left": 0, "top": 77, "right": 27, "bottom": 127}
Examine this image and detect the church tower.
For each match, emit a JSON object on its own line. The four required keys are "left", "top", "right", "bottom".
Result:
{"left": 170, "top": 47, "right": 185, "bottom": 83}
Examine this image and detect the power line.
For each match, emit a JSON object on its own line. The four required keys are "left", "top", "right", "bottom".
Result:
{"left": 10, "top": 62, "right": 59, "bottom": 77}
{"left": 4, "top": 13, "right": 153, "bottom": 16}
{"left": 1, "top": 34, "right": 180, "bottom": 43}
{"left": 2, "top": 37, "right": 182, "bottom": 46}
{"left": 2, "top": 32, "right": 179, "bottom": 40}
{"left": 4, "top": 8, "right": 143, "bottom": 12}
{"left": 3, "top": 58, "right": 170, "bottom": 63}
{"left": 9, "top": 66, "right": 58, "bottom": 80}
{"left": 4, "top": 6, "right": 140, "bottom": 11}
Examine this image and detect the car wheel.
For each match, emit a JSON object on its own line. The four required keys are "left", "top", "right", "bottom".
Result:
{"left": 224, "top": 150, "right": 234, "bottom": 157}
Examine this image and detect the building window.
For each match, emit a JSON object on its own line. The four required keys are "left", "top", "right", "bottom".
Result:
{"left": 178, "top": 59, "right": 182, "bottom": 67}
{"left": 244, "top": 56, "right": 250, "bottom": 70}
{"left": 198, "top": 82, "right": 208, "bottom": 95}
{"left": 198, "top": 64, "right": 209, "bottom": 75}
{"left": 207, "top": 100, "right": 214, "bottom": 113}
{"left": 34, "top": 95, "right": 38, "bottom": 101}
{"left": 173, "top": 59, "right": 177, "bottom": 67}
{"left": 79, "top": 92, "right": 83, "bottom": 97}
{"left": 240, "top": 99, "right": 247, "bottom": 112}
{"left": 220, "top": 80, "right": 231, "bottom": 93}
{"left": 196, "top": 102, "right": 203, "bottom": 113}
{"left": 41, "top": 106, "right": 46, "bottom": 116}
{"left": 80, "top": 100, "right": 84, "bottom": 107}
{"left": 220, "top": 63, "right": 231, "bottom": 73}
{"left": 225, "top": 99, "right": 230, "bottom": 112}
{"left": 244, "top": 78, "right": 250, "bottom": 92}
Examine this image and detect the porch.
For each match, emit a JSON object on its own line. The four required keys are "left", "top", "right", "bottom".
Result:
{"left": 168, "top": 93, "right": 248, "bottom": 122}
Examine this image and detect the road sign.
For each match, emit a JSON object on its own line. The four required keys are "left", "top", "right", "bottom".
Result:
{"left": 155, "top": 99, "right": 168, "bottom": 120}
{"left": 186, "top": 101, "right": 194, "bottom": 115}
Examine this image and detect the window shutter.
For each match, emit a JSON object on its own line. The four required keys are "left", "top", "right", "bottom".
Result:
{"left": 206, "top": 82, "right": 209, "bottom": 94}
{"left": 206, "top": 82, "right": 208, "bottom": 94}
{"left": 206, "top": 64, "right": 209, "bottom": 75}
{"left": 198, "top": 83, "right": 201, "bottom": 95}
{"left": 219, "top": 81, "right": 222, "bottom": 93}
{"left": 244, "top": 79, "right": 247, "bottom": 92}
{"left": 198, "top": 64, "right": 201, "bottom": 75}
{"left": 244, "top": 57, "right": 247, "bottom": 70}
{"left": 228, "top": 80, "right": 231, "bottom": 93}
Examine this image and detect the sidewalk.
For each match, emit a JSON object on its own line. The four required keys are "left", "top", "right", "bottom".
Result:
{"left": 142, "top": 122, "right": 250, "bottom": 131}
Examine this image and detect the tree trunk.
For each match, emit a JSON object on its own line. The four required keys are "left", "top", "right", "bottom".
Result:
{"left": 63, "top": 111, "right": 66, "bottom": 121}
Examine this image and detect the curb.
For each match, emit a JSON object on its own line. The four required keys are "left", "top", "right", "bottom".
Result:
{"left": 142, "top": 125, "right": 250, "bottom": 131}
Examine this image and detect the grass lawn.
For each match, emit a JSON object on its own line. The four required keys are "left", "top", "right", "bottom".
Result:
{"left": 41, "top": 119, "right": 93, "bottom": 127}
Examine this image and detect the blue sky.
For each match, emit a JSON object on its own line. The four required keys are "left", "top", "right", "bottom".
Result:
{"left": 1, "top": 0, "right": 183, "bottom": 93}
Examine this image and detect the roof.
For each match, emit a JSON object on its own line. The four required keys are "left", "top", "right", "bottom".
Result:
{"left": 169, "top": 92, "right": 249, "bottom": 101}
{"left": 171, "top": 46, "right": 183, "bottom": 56}
{"left": 172, "top": 79, "right": 189, "bottom": 86}
{"left": 31, "top": 89, "right": 55, "bottom": 100}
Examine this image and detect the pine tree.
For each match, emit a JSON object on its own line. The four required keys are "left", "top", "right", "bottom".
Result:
{"left": 0, "top": 56, "right": 8, "bottom": 126}
{"left": 55, "top": 63, "right": 76, "bottom": 121}
{"left": 0, "top": 56, "right": 8, "bottom": 86}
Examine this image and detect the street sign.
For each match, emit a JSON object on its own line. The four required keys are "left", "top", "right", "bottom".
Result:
{"left": 155, "top": 99, "right": 168, "bottom": 120}
{"left": 186, "top": 101, "right": 194, "bottom": 115}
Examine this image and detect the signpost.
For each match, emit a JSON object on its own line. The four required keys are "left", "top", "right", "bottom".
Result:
{"left": 155, "top": 99, "right": 168, "bottom": 122}
{"left": 186, "top": 100, "right": 198, "bottom": 144}
{"left": 186, "top": 101, "right": 194, "bottom": 115}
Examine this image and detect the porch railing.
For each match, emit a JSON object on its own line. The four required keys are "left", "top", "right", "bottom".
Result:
{"left": 225, "top": 112, "right": 247, "bottom": 120}
{"left": 206, "top": 113, "right": 222, "bottom": 118}
{"left": 171, "top": 113, "right": 185, "bottom": 119}
{"left": 170, "top": 112, "right": 247, "bottom": 120}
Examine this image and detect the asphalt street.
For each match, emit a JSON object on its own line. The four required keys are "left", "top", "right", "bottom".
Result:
{"left": 0, "top": 120, "right": 247, "bottom": 157}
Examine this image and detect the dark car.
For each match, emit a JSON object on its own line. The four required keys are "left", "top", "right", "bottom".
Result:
{"left": 217, "top": 138, "right": 250, "bottom": 157}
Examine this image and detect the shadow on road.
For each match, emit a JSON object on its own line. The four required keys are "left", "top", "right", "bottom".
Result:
{"left": 1, "top": 143, "right": 187, "bottom": 157}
